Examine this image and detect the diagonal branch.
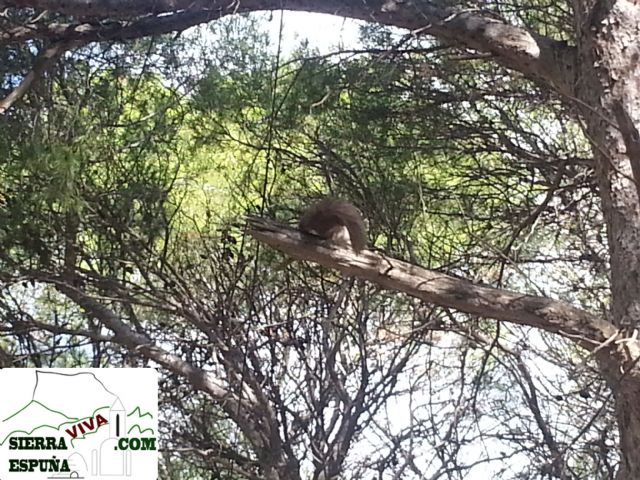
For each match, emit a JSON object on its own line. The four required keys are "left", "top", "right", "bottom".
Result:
{"left": 246, "top": 215, "right": 617, "bottom": 351}
{"left": 1, "top": 9, "right": 223, "bottom": 46}
{"left": 2, "top": 0, "right": 206, "bottom": 17}
{"left": 0, "top": 40, "right": 79, "bottom": 114}
{"left": 53, "top": 281, "right": 279, "bottom": 457}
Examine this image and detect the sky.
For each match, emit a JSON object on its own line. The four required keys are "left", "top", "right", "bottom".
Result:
{"left": 262, "top": 10, "right": 364, "bottom": 54}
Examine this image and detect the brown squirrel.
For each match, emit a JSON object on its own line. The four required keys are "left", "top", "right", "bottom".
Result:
{"left": 299, "top": 198, "right": 367, "bottom": 252}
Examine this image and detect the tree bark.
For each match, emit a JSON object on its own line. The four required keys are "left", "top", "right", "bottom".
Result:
{"left": 572, "top": 0, "right": 640, "bottom": 477}
{"left": 247, "top": 216, "right": 619, "bottom": 347}
{"left": 0, "top": 0, "right": 576, "bottom": 92}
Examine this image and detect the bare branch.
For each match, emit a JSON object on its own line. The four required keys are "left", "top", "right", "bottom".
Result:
{"left": 54, "top": 283, "right": 261, "bottom": 441}
{"left": 53, "top": 280, "right": 303, "bottom": 479}
{"left": 246, "top": 215, "right": 618, "bottom": 350}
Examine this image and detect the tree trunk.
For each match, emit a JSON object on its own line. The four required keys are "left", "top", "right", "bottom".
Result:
{"left": 575, "top": 1, "right": 640, "bottom": 478}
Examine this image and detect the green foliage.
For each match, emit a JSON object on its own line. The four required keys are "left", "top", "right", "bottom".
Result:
{"left": 189, "top": 33, "right": 569, "bottom": 273}
{"left": 0, "top": 61, "right": 188, "bottom": 274}
{"left": 0, "top": 12, "right": 597, "bottom": 313}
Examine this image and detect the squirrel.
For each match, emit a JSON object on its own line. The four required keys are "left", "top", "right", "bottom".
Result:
{"left": 299, "top": 198, "right": 367, "bottom": 252}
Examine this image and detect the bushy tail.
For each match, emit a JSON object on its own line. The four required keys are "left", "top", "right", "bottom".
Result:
{"left": 343, "top": 209, "right": 367, "bottom": 251}
{"left": 299, "top": 198, "right": 368, "bottom": 252}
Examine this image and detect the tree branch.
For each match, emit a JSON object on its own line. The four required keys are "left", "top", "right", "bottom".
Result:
{"left": 246, "top": 215, "right": 617, "bottom": 350}
{"left": 53, "top": 279, "right": 305, "bottom": 478}
{"left": 0, "top": 40, "right": 78, "bottom": 114}
{"left": 54, "top": 282, "right": 271, "bottom": 446}
{"left": 1, "top": 0, "right": 577, "bottom": 94}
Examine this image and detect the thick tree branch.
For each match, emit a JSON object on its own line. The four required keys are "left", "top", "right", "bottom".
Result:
{"left": 1, "top": 0, "right": 577, "bottom": 94}
{"left": 0, "top": 9, "right": 222, "bottom": 45}
{"left": 247, "top": 215, "right": 618, "bottom": 350}
{"left": 2, "top": 0, "right": 205, "bottom": 17}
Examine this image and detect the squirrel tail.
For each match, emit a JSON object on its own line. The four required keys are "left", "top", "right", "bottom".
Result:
{"left": 343, "top": 210, "right": 367, "bottom": 251}
{"left": 299, "top": 198, "right": 368, "bottom": 251}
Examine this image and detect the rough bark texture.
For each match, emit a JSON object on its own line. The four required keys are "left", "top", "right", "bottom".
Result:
{"left": 572, "top": 0, "right": 640, "bottom": 477}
